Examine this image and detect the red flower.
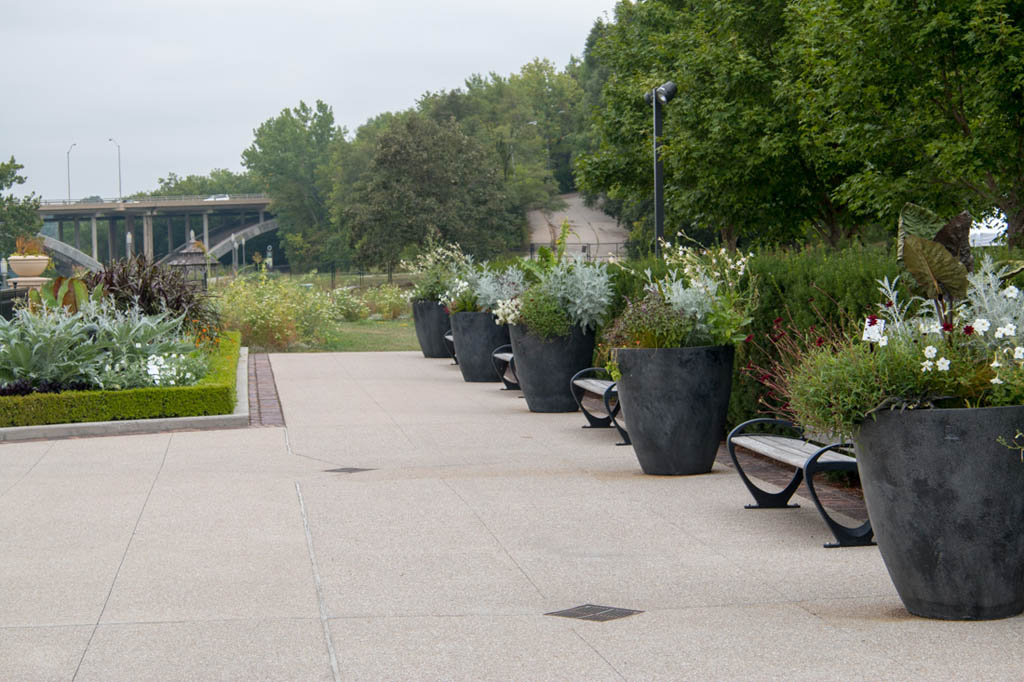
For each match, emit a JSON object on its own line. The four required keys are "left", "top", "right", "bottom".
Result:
{"left": 773, "top": 317, "right": 783, "bottom": 326}
{"left": 815, "top": 336, "right": 825, "bottom": 347}
{"left": 941, "top": 322, "right": 954, "bottom": 332}
{"left": 885, "top": 300, "right": 894, "bottom": 308}
{"left": 963, "top": 325, "right": 975, "bottom": 335}
{"left": 867, "top": 314, "right": 879, "bottom": 326}
{"left": 744, "top": 334, "right": 754, "bottom": 343}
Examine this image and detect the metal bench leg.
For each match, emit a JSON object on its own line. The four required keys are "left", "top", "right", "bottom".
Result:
{"left": 727, "top": 419, "right": 802, "bottom": 509}
{"left": 804, "top": 446, "right": 875, "bottom": 549}
{"left": 444, "top": 329, "right": 458, "bottom": 365}
{"left": 604, "top": 384, "right": 630, "bottom": 446}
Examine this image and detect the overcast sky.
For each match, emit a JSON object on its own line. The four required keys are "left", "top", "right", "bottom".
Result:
{"left": 1, "top": 0, "right": 618, "bottom": 201}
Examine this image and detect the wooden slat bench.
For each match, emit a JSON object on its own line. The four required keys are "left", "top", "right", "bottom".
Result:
{"left": 726, "top": 418, "right": 874, "bottom": 548}
{"left": 569, "top": 367, "right": 630, "bottom": 445}
{"left": 490, "top": 344, "right": 519, "bottom": 390}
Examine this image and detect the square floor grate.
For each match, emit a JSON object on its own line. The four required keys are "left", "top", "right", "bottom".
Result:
{"left": 545, "top": 604, "right": 643, "bottom": 622}
{"left": 324, "top": 467, "right": 376, "bottom": 474}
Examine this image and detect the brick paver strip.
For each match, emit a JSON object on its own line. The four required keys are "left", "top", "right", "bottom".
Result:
{"left": 248, "top": 353, "right": 285, "bottom": 427}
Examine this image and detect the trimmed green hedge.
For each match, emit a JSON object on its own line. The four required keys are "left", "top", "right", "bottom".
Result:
{"left": 0, "top": 332, "right": 241, "bottom": 428}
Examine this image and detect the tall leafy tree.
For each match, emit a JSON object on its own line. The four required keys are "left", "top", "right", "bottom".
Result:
{"left": 0, "top": 157, "right": 42, "bottom": 256}
{"left": 148, "top": 168, "right": 260, "bottom": 196}
{"left": 785, "top": 0, "right": 1024, "bottom": 245}
{"left": 242, "top": 100, "right": 347, "bottom": 270}
{"left": 347, "top": 113, "right": 520, "bottom": 274}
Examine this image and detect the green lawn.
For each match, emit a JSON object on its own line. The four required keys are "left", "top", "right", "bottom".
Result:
{"left": 322, "top": 318, "right": 421, "bottom": 352}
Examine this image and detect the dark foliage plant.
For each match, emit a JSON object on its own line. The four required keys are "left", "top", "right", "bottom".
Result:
{"left": 85, "top": 256, "right": 220, "bottom": 335}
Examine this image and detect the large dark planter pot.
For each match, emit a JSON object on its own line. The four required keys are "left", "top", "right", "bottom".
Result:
{"left": 450, "top": 312, "right": 509, "bottom": 382}
{"left": 616, "top": 345, "right": 734, "bottom": 475}
{"left": 855, "top": 405, "right": 1024, "bottom": 620}
{"left": 412, "top": 301, "right": 450, "bottom": 358}
{"left": 509, "top": 324, "right": 595, "bottom": 412}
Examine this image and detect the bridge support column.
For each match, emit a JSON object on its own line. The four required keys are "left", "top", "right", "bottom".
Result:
{"left": 58, "top": 221, "right": 65, "bottom": 243}
{"left": 166, "top": 217, "right": 173, "bottom": 257}
{"left": 259, "top": 210, "right": 265, "bottom": 224}
{"left": 91, "top": 216, "right": 99, "bottom": 261}
{"left": 185, "top": 214, "right": 192, "bottom": 242}
{"left": 202, "top": 213, "right": 210, "bottom": 251}
{"left": 107, "top": 218, "right": 116, "bottom": 261}
{"left": 126, "top": 215, "right": 135, "bottom": 259}
{"left": 74, "top": 218, "right": 81, "bottom": 251}
{"left": 143, "top": 214, "right": 154, "bottom": 261}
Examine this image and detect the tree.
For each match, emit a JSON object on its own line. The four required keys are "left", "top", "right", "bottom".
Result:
{"left": 0, "top": 157, "right": 42, "bottom": 256}
{"left": 785, "top": 0, "right": 1024, "bottom": 246}
{"left": 576, "top": 0, "right": 869, "bottom": 249}
{"left": 347, "top": 113, "right": 520, "bottom": 275}
{"left": 148, "top": 168, "right": 260, "bottom": 196}
{"left": 242, "top": 100, "right": 347, "bottom": 270}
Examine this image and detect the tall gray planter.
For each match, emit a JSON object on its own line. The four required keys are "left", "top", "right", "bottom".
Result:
{"left": 616, "top": 345, "right": 734, "bottom": 475}
{"left": 855, "top": 405, "right": 1024, "bottom": 620}
{"left": 509, "top": 324, "right": 595, "bottom": 412}
{"left": 412, "top": 301, "right": 450, "bottom": 358}
{"left": 450, "top": 312, "right": 509, "bottom": 382}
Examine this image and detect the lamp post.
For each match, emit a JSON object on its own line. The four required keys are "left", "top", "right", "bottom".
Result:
{"left": 230, "top": 233, "right": 238, "bottom": 274}
{"left": 66, "top": 143, "right": 77, "bottom": 203}
{"left": 643, "top": 81, "right": 677, "bottom": 257}
{"left": 108, "top": 137, "right": 122, "bottom": 201}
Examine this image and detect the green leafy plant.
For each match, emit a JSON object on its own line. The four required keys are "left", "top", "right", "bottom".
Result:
{"left": 362, "top": 284, "right": 409, "bottom": 320}
{"left": 85, "top": 256, "right": 220, "bottom": 337}
{"left": 28, "top": 276, "right": 104, "bottom": 313}
{"left": 516, "top": 285, "right": 571, "bottom": 340}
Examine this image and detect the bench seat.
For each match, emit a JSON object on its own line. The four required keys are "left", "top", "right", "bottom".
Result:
{"left": 490, "top": 345, "right": 519, "bottom": 390}
{"left": 726, "top": 418, "right": 873, "bottom": 548}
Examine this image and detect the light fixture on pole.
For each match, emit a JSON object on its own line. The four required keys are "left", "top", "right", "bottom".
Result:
{"left": 108, "top": 137, "right": 122, "bottom": 201}
{"left": 643, "top": 81, "right": 677, "bottom": 257}
{"left": 66, "top": 143, "right": 77, "bottom": 203}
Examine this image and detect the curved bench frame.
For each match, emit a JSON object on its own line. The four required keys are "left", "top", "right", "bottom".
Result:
{"left": 569, "top": 367, "right": 630, "bottom": 446}
{"left": 443, "top": 329, "right": 458, "bottom": 365}
{"left": 490, "top": 344, "right": 520, "bottom": 390}
{"left": 726, "top": 418, "right": 874, "bottom": 549}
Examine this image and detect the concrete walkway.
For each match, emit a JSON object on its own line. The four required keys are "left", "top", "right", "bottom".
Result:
{"left": 2, "top": 351, "right": 1022, "bottom": 681}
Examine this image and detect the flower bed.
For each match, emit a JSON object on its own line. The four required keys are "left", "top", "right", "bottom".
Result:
{"left": 0, "top": 332, "right": 240, "bottom": 428}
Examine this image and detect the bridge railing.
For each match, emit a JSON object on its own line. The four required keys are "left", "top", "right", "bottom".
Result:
{"left": 39, "top": 193, "right": 271, "bottom": 206}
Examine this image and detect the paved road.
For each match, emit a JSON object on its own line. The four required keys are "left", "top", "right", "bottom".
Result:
{"left": 2, "top": 351, "right": 1022, "bottom": 680}
{"left": 527, "top": 193, "right": 629, "bottom": 258}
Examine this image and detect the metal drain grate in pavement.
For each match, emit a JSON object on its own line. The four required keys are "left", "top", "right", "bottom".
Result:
{"left": 324, "top": 467, "right": 376, "bottom": 474}
{"left": 545, "top": 604, "right": 643, "bottom": 622}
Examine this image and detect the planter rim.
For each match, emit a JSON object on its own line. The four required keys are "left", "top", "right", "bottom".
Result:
{"left": 857, "top": 403, "right": 1024, "bottom": 426}
{"left": 616, "top": 343, "right": 733, "bottom": 353}
{"left": 513, "top": 322, "right": 595, "bottom": 341}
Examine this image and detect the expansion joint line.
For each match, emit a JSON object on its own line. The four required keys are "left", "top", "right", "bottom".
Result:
{"left": 71, "top": 435, "right": 172, "bottom": 681}
{"left": 295, "top": 481, "right": 342, "bottom": 682}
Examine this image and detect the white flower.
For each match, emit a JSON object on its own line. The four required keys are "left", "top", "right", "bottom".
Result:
{"left": 135, "top": 342, "right": 142, "bottom": 349}
{"left": 936, "top": 357, "right": 950, "bottom": 371}
{"left": 879, "top": 336, "right": 889, "bottom": 347}
{"left": 991, "top": 376, "right": 1004, "bottom": 385}
{"left": 169, "top": 380, "right": 175, "bottom": 385}
{"left": 973, "top": 318, "right": 991, "bottom": 334}
{"left": 991, "top": 358, "right": 1002, "bottom": 368}
{"left": 994, "top": 323, "right": 1017, "bottom": 339}
{"left": 1003, "top": 285, "right": 1020, "bottom": 299}
{"left": 921, "top": 360, "right": 934, "bottom": 372}
{"left": 1015, "top": 347, "right": 1024, "bottom": 360}
{"left": 923, "top": 345, "right": 937, "bottom": 359}
{"left": 863, "top": 318, "right": 886, "bottom": 343}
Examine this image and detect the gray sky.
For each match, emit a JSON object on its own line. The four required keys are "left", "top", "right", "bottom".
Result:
{"left": 1, "top": 0, "right": 617, "bottom": 201}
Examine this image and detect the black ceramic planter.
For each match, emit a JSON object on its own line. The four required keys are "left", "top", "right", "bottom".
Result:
{"left": 509, "top": 324, "right": 595, "bottom": 412}
{"left": 855, "top": 405, "right": 1024, "bottom": 620}
{"left": 616, "top": 345, "right": 734, "bottom": 475}
{"left": 412, "top": 301, "right": 450, "bottom": 358}
{"left": 450, "top": 312, "right": 509, "bottom": 382}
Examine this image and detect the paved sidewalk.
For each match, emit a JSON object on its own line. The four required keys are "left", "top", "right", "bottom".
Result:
{"left": 2, "top": 351, "right": 1022, "bottom": 681}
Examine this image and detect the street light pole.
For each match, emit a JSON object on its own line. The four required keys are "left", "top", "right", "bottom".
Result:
{"left": 66, "top": 143, "right": 77, "bottom": 203}
{"left": 108, "top": 137, "right": 122, "bottom": 201}
{"left": 644, "top": 81, "right": 677, "bottom": 257}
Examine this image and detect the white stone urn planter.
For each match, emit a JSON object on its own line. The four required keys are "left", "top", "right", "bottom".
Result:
{"left": 7, "top": 255, "right": 50, "bottom": 278}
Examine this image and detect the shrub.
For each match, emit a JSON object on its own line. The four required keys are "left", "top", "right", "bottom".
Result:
{"left": 85, "top": 256, "right": 220, "bottom": 336}
{"left": 218, "top": 274, "right": 334, "bottom": 351}
{"left": 517, "top": 285, "right": 571, "bottom": 340}
{"left": 363, "top": 284, "right": 408, "bottom": 320}
{"left": 330, "top": 287, "right": 370, "bottom": 321}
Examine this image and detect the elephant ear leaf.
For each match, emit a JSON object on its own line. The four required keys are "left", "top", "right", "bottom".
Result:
{"left": 934, "top": 211, "right": 973, "bottom": 274}
{"left": 897, "top": 203, "right": 944, "bottom": 262}
{"left": 901, "top": 233, "right": 969, "bottom": 299}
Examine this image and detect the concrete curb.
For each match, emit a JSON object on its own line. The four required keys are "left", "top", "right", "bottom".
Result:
{"left": 0, "top": 347, "right": 250, "bottom": 443}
